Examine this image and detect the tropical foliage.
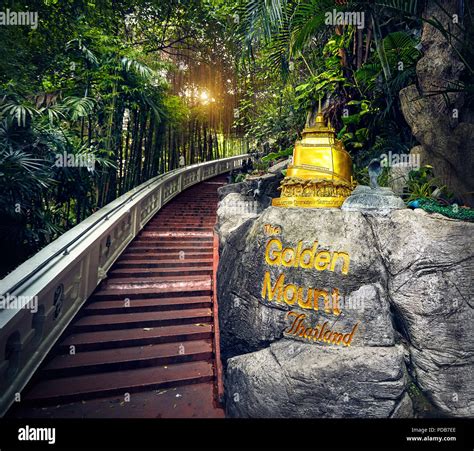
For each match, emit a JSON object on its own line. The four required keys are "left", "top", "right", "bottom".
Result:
{"left": 1, "top": 0, "right": 473, "bottom": 274}
{"left": 230, "top": 0, "right": 425, "bottom": 167}
{"left": 0, "top": 0, "right": 244, "bottom": 276}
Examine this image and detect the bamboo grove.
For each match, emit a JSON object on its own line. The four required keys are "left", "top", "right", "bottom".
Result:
{"left": 0, "top": 0, "right": 244, "bottom": 276}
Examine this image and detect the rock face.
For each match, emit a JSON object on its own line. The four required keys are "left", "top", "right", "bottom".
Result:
{"left": 372, "top": 209, "right": 474, "bottom": 417}
{"left": 216, "top": 171, "right": 284, "bottom": 249}
{"left": 388, "top": 147, "right": 422, "bottom": 195}
{"left": 399, "top": 1, "right": 474, "bottom": 206}
{"left": 217, "top": 170, "right": 284, "bottom": 203}
{"left": 217, "top": 204, "right": 474, "bottom": 418}
{"left": 341, "top": 185, "right": 406, "bottom": 214}
{"left": 216, "top": 193, "right": 263, "bottom": 250}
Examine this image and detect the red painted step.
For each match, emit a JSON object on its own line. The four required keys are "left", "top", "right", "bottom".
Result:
{"left": 92, "top": 277, "right": 212, "bottom": 301}
{"left": 132, "top": 238, "right": 213, "bottom": 245}
{"left": 107, "top": 266, "right": 213, "bottom": 278}
{"left": 83, "top": 296, "right": 212, "bottom": 314}
{"left": 125, "top": 247, "right": 213, "bottom": 255}
{"left": 148, "top": 221, "right": 215, "bottom": 225}
{"left": 113, "top": 258, "right": 213, "bottom": 268}
{"left": 127, "top": 242, "right": 214, "bottom": 250}
{"left": 23, "top": 361, "right": 215, "bottom": 405}
{"left": 120, "top": 251, "right": 213, "bottom": 260}
{"left": 59, "top": 324, "right": 213, "bottom": 352}
{"left": 72, "top": 308, "right": 212, "bottom": 332}
{"left": 41, "top": 340, "right": 213, "bottom": 378}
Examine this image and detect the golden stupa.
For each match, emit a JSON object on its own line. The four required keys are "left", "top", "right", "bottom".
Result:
{"left": 272, "top": 109, "right": 355, "bottom": 208}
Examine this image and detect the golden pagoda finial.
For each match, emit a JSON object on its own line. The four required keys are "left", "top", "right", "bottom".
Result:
{"left": 315, "top": 96, "right": 324, "bottom": 124}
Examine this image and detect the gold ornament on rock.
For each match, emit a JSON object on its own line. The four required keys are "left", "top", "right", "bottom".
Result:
{"left": 273, "top": 110, "right": 355, "bottom": 208}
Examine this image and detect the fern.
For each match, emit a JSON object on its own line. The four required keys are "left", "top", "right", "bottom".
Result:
{"left": 373, "top": 0, "right": 419, "bottom": 16}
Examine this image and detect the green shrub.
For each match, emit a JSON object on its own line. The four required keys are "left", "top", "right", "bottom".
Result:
{"left": 404, "top": 165, "right": 450, "bottom": 203}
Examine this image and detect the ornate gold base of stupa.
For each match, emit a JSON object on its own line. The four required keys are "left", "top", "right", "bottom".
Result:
{"left": 273, "top": 177, "right": 354, "bottom": 208}
{"left": 272, "top": 109, "right": 355, "bottom": 209}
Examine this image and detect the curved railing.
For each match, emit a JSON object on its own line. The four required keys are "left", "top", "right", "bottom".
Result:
{"left": 0, "top": 154, "right": 247, "bottom": 416}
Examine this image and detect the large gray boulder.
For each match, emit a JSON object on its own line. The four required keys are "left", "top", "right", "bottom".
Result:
{"left": 226, "top": 341, "right": 408, "bottom": 418}
{"left": 217, "top": 204, "right": 474, "bottom": 418}
{"left": 218, "top": 208, "right": 394, "bottom": 360}
{"left": 217, "top": 170, "right": 284, "bottom": 202}
{"left": 216, "top": 193, "right": 262, "bottom": 249}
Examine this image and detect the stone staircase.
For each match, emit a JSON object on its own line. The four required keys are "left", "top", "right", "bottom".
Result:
{"left": 10, "top": 176, "right": 227, "bottom": 418}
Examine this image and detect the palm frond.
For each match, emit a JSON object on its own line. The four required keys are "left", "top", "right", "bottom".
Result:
{"left": 0, "top": 149, "right": 50, "bottom": 192}
{"left": 40, "top": 104, "right": 67, "bottom": 125}
{"left": 0, "top": 99, "right": 40, "bottom": 127}
{"left": 383, "top": 31, "right": 419, "bottom": 61}
{"left": 61, "top": 96, "right": 96, "bottom": 121}
{"left": 66, "top": 38, "right": 99, "bottom": 66}
{"left": 242, "top": 0, "right": 287, "bottom": 41}
{"left": 290, "top": 0, "right": 335, "bottom": 55}
{"left": 121, "top": 57, "right": 155, "bottom": 80}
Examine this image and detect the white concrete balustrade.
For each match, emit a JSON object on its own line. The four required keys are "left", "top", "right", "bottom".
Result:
{"left": 0, "top": 155, "right": 247, "bottom": 416}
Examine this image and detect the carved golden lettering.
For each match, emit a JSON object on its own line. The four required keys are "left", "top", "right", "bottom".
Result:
{"left": 322, "top": 330, "right": 333, "bottom": 342}
{"left": 285, "top": 311, "right": 306, "bottom": 334}
{"left": 284, "top": 313, "right": 358, "bottom": 347}
{"left": 261, "top": 271, "right": 284, "bottom": 302}
{"left": 332, "top": 288, "right": 341, "bottom": 316}
{"left": 283, "top": 284, "right": 297, "bottom": 305}
{"left": 297, "top": 287, "right": 313, "bottom": 309}
{"left": 294, "top": 241, "right": 303, "bottom": 267}
{"left": 281, "top": 247, "right": 295, "bottom": 267}
{"left": 342, "top": 323, "right": 359, "bottom": 346}
{"left": 315, "top": 251, "right": 331, "bottom": 271}
{"left": 265, "top": 239, "right": 282, "bottom": 266}
{"left": 262, "top": 236, "right": 359, "bottom": 347}
{"left": 264, "top": 238, "right": 350, "bottom": 276}
{"left": 313, "top": 289, "right": 329, "bottom": 313}
{"left": 300, "top": 242, "right": 318, "bottom": 269}
{"left": 264, "top": 224, "right": 281, "bottom": 236}
{"left": 330, "top": 332, "right": 344, "bottom": 345}
{"left": 330, "top": 251, "right": 350, "bottom": 275}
